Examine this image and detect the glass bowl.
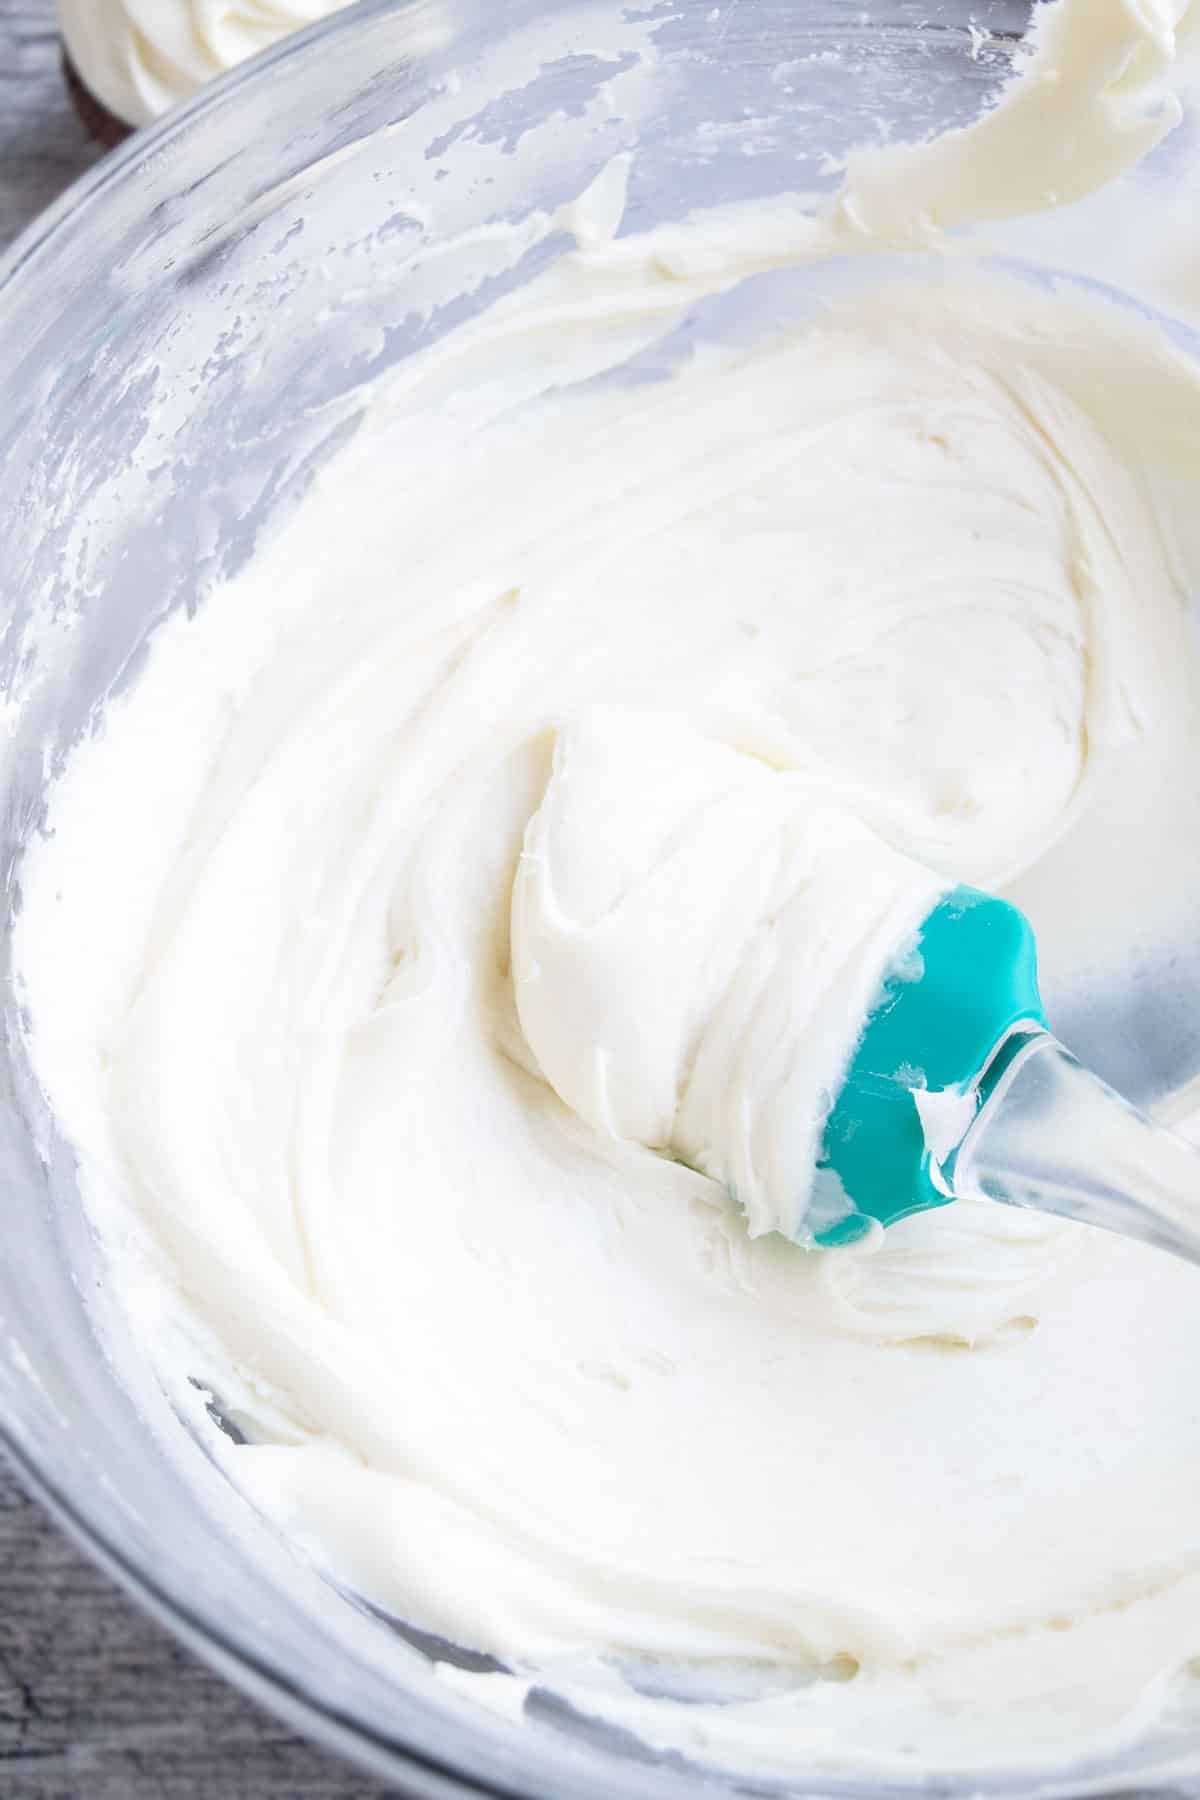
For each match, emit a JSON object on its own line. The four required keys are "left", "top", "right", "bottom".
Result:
{"left": 3, "top": 2, "right": 1197, "bottom": 1794}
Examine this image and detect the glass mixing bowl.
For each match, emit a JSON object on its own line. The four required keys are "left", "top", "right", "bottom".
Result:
{"left": 4, "top": 2, "right": 1200, "bottom": 1794}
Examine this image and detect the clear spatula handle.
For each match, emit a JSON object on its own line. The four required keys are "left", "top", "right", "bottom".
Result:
{"left": 944, "top": 1030, "right": 1200, "bottom": 1268}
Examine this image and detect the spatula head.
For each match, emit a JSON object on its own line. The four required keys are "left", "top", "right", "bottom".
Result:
{"left": 813, "top": 886, "right": 1046, "bottom": 1246}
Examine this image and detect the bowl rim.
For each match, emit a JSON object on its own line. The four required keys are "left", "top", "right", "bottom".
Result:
{"left": 1, "top": 0, "right": 403, "bottom": 295}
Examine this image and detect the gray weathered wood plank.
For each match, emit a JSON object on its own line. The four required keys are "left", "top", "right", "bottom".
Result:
{"left": 0, "top": 2, "right": 99, "bottom": 248}
{"left": 0, "top": 5, "right": 397, "bottom": 1794}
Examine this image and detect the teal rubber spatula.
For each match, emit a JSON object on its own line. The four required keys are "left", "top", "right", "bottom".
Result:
{"left": 815, "top": 885, "right": 1200, "bottom": 1262}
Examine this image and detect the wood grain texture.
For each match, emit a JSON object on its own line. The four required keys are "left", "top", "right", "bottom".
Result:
{"left": 0, "top": 5, "right": 397, "bottom": 1796}
{"left": 0, "top": 2, "right": 99, "bottom": 250}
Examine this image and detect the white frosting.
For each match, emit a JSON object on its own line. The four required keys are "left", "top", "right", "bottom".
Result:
{"left": 58, "top": 0, "right": 354, "bottom": 126}
{"left": 512, "top": 709, "right": 944, "bottom": 1241}
{"left": 832, "top": 0, "right": 1196, "bottom": 243}
{"left": 21, "top": 0, "right": 1200, "bottom": 1779}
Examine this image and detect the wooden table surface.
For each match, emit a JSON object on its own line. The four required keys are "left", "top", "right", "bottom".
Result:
{"left": 0, "top": 6, "right": 396, "bottom": 1796}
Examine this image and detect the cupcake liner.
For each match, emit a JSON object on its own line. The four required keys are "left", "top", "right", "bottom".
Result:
{"left": 62, "top": 49, "right": 133, "bottom": 151}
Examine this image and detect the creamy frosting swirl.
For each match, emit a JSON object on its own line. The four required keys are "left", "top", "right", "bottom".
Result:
{"left": 59, "top": 0, "right": 354, "bottom": 125}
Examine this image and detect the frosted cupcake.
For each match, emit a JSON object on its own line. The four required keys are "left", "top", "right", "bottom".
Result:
{"left": 60, "top": 1, "right": 356, "bottom": 137}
